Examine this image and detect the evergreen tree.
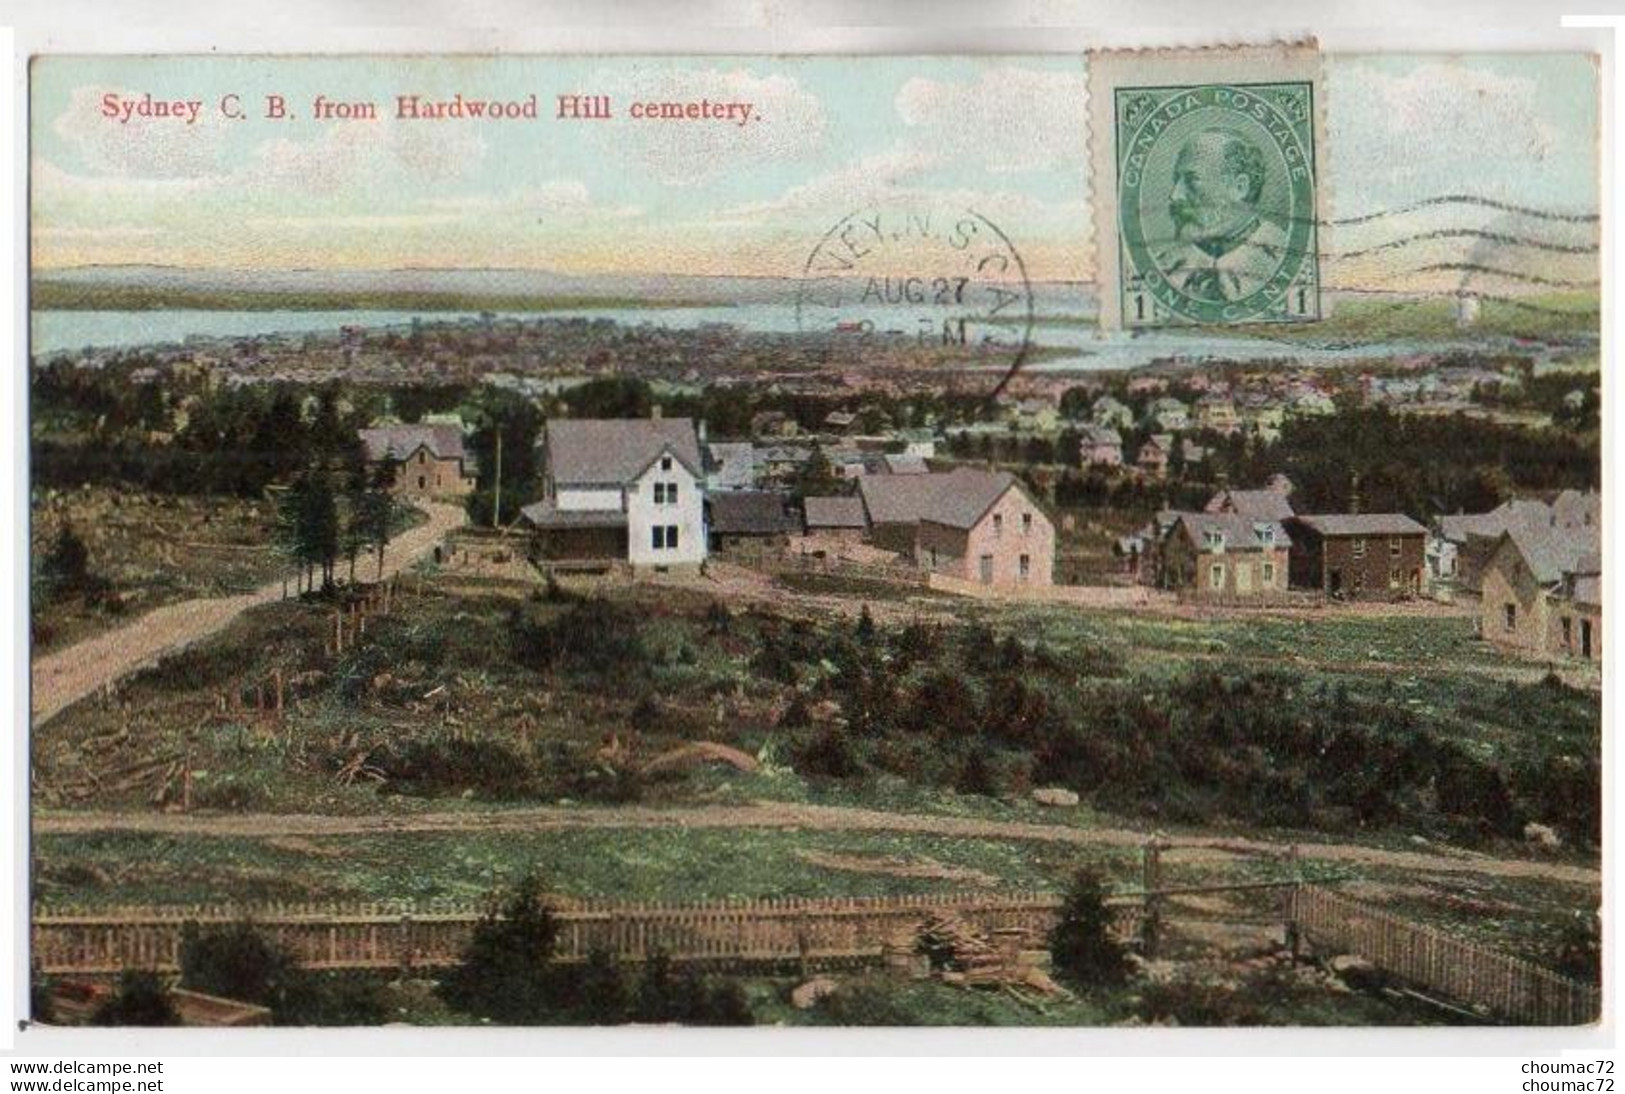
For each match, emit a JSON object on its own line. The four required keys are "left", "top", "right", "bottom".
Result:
{"left": 439, "top": 873, "right": 561, "bottom": 1023}
{"left": 1048, "top": 869, "right": 1130, "bottom": 989}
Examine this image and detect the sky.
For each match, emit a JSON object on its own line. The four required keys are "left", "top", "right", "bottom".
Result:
{"left": 29, "top": 53, "right": 1600, "bottom": 286}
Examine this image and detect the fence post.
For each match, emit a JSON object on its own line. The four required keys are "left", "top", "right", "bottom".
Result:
{"left": 1140, "top": 835, "right": 1163, "bottom": 961}
{"left": 1283, "top": 844, "right": 1301, "bottom": 958}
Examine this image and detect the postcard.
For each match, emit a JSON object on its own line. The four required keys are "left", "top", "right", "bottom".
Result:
{"left": 25, "top": 47, "right": 1600, "bottom": 1030}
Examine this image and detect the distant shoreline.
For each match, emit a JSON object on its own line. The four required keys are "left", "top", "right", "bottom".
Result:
{"left": 30, "top": 281, "right": 725, "bottom": 313}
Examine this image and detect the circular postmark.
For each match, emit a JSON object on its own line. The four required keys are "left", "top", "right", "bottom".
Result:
{"left": 1117, "top": 83, "right": 1317, "bottom": 325}
{"left": 794, "top": 205, "right": 1035, "bottom": 394}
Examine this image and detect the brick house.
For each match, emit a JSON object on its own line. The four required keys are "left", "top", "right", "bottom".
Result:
{"left": 359, "top": 424, "right": 476, "bottom": 497}
{"left": 1479, "top": 524, "right": 1601, "bottom": 661}
{"left": 860, "top": 468, "right": 1054, "bottom": 586}
{"left": 1286, "top": 514, "right": 1428, "bottom": 599}
{"left": 520, "top": 417, "right": 707, "bottom": 571}
{"left": 1157, "top": 513, "right": 1289, "bottom": 598}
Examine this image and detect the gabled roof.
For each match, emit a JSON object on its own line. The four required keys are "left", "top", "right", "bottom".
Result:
{"left": 707, "top": 491, "right": 797, "bottom": 536}
{"left": 1169, "top": 512, "right": 1288, "bottom": 552}
{"left": 545, "top": 418, "right": 703, "bottom": 486}
{"left": 1078, "top": 425, "right": 1123, "bottom": 446}
{"left": 859, "top": 468, "right": 1027, "bottom": 531}
{"left": 1206, "top": 488, "right": 1294, "bottom": 520}
{"left": 1293, "top": 513, "right": 1428, "bottom": 537}
{"left": 804, "top": 495, "right": 868, "bottom": 529}
{"left": 361, "top": 424, "right": 467, "bottom": 464}
{"left": 1495, "top": 523, "right": 1602, "bottom": 586}
{"left": 1438, "top": 490, "right": 1601, "bottom": 545}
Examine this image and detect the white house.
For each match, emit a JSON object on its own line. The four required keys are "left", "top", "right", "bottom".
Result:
{"left": 521, "top": 417, "right": 708, "bottom": 571}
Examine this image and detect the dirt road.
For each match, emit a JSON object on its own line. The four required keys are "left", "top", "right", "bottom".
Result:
{"left": 32, "top": 800, "right": 1599, "bottom": 887}
{"left": 30, "top": 500, "right": 467, "bottom": 726}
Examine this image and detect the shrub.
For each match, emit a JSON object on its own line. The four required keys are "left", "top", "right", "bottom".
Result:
{"left": 796, "top": 726, "right": 861, "bottom": 778}
{"left": 510, "top": 599, "right": 648, "bottom": 679}
{"left": 375, "top": 736, "right": 534, "bottom": 800}
{"left": 179, "top": 920, "right": 299, "bottom": 1017}
{"left": 90, "top": 970, "right": 179, "bottom": 1027}
{"left": 1049, "top": 869, "right": 1129, "bottom": 989}
{"left": 439, "top": 873, "right": 561, "bottom": 1023}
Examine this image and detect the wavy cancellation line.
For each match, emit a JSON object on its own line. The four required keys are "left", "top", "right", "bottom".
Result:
{"left": 1135, "top": 228, "right": 1599, "bottom": 261}
{"left": 1275, "top": 194, "right": 1601, "bottom": 227}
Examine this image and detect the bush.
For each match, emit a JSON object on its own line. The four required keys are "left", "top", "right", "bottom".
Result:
{"left": 510, "top": 599, "right": 648, "bottom": 679}
{"left": 1049, "top": 869, "right": 1129, "bottom": 989}
{"left": 374, "top": 736, "right": 535, "bottom": 800}
{"left": 90, "top": 970, "right": 179, "bottom": 1027}
{"left": 179, "top": 920, "right": 299, "bottom": 1018}
{"left": 439, "top": 874, "right": 561, "bottom": 1023}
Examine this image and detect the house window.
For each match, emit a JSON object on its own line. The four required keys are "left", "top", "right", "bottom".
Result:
{"left": 1389, "top": 539, "right": 1402, "bottom": 559}
{"left": 417, "top": 476, "right": 426, "bottom": 490}
{"left": 666, "top": 525, "right": 679, "bottom": 550}
{"left": 993, "top": 514, "right": 1004, "bottom": 538}
{"left": 1209, "top": 563, "right": 1225, "bottom": 590}
{"left": 1352, "top": 538, "right": 1366, "bottom": 559}
{"left": 419, "top": 452, "right": 427, "bottom": 464}
{"left": 1261, "top": 561, "right": 1275, "bottom": 585}
{"left": 1562, "top": 616, "right": 1573, "bottom": 648}
{"left": 660, "top": 456, "right": 673, "bottom": 471}
{"left": 652, "top": 525, "right": 681, "bottom": 551}
{"left": 1504, "top": 603, "right": 1516, "bottom": 632}
{"left": 1022, "top": 513, "right": 1033, "bottom": 535}
{"left": 653, "top": 482, "right": 664, "bottom": 503}
{"left": 1019, "top": 554, "right": 1031, "bottom": 581}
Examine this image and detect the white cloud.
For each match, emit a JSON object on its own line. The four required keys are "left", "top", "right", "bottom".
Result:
{"left": 717, "top": 146, "right": 941, "bottom": 222}
{"left": 589, "top": 66, "right": 827, "bottom": 186}
{"left": 894, "top": 65, "right": 1088, "bottom": 175}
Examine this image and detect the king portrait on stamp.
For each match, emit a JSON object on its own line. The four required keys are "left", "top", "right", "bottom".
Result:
{"left": 1154, "top": 128, "right": 1291, "bottom": 305}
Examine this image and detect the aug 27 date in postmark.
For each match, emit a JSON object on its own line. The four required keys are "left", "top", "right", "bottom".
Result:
{"left": 794, "top": 205, "right": 1035, "bottom": 395}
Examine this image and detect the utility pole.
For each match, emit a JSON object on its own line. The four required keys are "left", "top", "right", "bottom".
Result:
{"left": 493, "top": 427, "right": 503, "bottom": 529}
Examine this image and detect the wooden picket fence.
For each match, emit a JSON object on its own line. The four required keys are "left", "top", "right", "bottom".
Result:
{"left": 34, "top": 884, "right": 1599, "bottom": 1025}
{"left": 32, "top": 891, "right": 1083, "bottom": 976}
{"left": 1289, "top": 884, "right": 1600, "bottom": 1026}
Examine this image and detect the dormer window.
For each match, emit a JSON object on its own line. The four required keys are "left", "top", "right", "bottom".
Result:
{"left": 1203, "top": 530, "right": 1225, "bottom": 552}
{"left": 1254, "top": 524, "right": 1275, "bottom": 547}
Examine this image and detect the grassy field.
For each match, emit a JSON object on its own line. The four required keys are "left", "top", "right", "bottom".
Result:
{"left": 30, "top": 560, "right": 1600, "bottom": 1021}
{"left": 30, "top": 488, "right": 287, "bottom": 652}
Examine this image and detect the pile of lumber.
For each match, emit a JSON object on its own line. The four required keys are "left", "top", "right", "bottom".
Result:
{"left": 916, "top": 912, "right": 1008, "bottom": 985}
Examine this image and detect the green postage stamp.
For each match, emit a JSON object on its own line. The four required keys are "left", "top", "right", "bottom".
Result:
{"left": 1115, "top": 82, "right": 1319, "bottom": 326}
{"left": 1091, "top": 44, "right": 1326, "bottom": 329}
